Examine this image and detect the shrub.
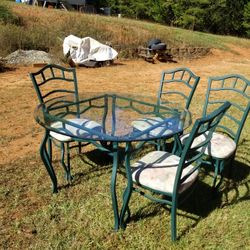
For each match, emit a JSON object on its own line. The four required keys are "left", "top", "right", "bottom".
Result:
{"left": 0, "top": 3, "right": 21, "bottom": 25}
{"left": 0, "top": 59, "right": 6, "bottom": 72}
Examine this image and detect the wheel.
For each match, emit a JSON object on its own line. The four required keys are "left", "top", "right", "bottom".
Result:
{"left": 102, "top": 60, "right": 113, "bottom": 66}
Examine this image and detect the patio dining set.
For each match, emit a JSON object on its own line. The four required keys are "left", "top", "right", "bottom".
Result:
{"left": 30, "top": 64, "right": 250, "bottom": 241}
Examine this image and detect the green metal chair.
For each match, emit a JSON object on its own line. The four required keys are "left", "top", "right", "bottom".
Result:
{"left": 181, "top": 74, "right": 250, "bottom": 188}
{"left": 120, "top": 101, "right": 231, "bottom": 241}
{"left": 30, "top": 64, "right": 102, "bottom": 192}
{"left": 132, "top": 67, "right": 200, "bottom": 150}
{"left": 157, "top": 67, "right": 200, "bottom": 109}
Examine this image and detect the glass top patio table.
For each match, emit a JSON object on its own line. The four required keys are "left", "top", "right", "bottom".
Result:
{"left": 34, "top": 92, "right": 191, "bottom": 143}
{"left": 34, "top": 92, "right": 191, "bottom": 231}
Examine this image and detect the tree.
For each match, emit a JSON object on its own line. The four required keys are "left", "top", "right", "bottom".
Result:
{"left": 103, "top": 0, "right": 249, "bottom": 37}
{"left": 206, "top": 0, "right": 248, "bottom": 35}
{"left": 243, "top": 2, "right": 250, "bottom": 37}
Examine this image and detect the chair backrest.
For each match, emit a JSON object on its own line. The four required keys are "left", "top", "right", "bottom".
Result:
{"left": 30, "top": 64, "right": 79, "bottom": 103}
{"left": 157, "top": 67, "right": 200, "bottom": 109}
{"left": 174, "top": 101, "right": 231, "bottom": 195}
{"left": 30, "top": 64, "right": 80, "bottom": 117}
{"left": 202, "top": 74, "right": 250, "bottom": 144}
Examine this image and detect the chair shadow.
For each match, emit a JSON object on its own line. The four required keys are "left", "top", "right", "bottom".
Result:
{"left": 83, "top": 146, "right": 126, "bottom": 165}
{"left": 60, "top": 146, "right": 127, "bottom": 189}
{"left": 218, "top": 139, "right": 249, "bottom": 184}
{"left": 128, "top": 158, "right": 249, "bottom": 239}
{"left": 200, "top": 158, "right": 249, "bottom": 184}
{"left": 229, "top": 159, "right": 250, "bottom": 182}
{"left": 128, "top": 180, "right": 218, "bottom": 225}
{"left": 178, "top": 159, "right": 249, "bottom": 238}
{"left": 218, "top": 160, "right": 249, "bottom": 207}
{"left": 129, "top": 202, "right": 166, "bottom": 222}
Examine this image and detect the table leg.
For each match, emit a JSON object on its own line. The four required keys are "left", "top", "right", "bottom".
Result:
{"left": 119, "top": 142, "right": 133, "bottom": 229}
{"left": 111, "top": 141, "right": 120, "bottom": 230}
{"left": 40, "top": 130, "right": 58, "bottom": 193}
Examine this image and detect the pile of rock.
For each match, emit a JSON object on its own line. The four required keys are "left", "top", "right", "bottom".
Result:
{"left": 4, "top": 49, "right": 61, "bottom": 66}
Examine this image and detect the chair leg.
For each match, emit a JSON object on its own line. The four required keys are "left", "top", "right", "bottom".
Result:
{"left": 172, "top": 134, "right": 182, "bottom": 156}
{"left": 66, "top": 142, "right": 73, "bottom": 182}
{"left": 47, "top": 137, "right": 52, "bottom": 161}
{"left": 227, "top": 153, "right": 235, "bottom": 179}
{"left": 61, "top": 142, "right": 72, "bottom": 182}
{"left": 154, "top": 139, "right": 164, "bottom": 151}
{"left": 40, "top": 131, "right": 58, "bottom": 193}
{"left": 212, "top": 159, "right": 219, "bottom": 188}
{"left": 213, "top": 159, "right": 225, "bottom": 189}
{"left": 78, "top": 142, "right": 82, "bottom": 154}
{"left": 171, "top": 203, "right": 177, "bottom": 241}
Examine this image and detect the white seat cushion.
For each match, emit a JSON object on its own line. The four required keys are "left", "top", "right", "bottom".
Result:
{"left": 50, "top": 118, "right": 103, "bottom": 142}
{"left": 131, "top": 117, "right": 179, "bottom": 137}
{"left": 181, "top": 132, "right": 236, "bottom": 159}
{"left": 131, "top": 151, "right": 198, "bottom": 194}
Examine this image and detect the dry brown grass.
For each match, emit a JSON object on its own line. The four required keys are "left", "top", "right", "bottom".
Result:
{"left": 0, "top": 47, "right": 249, "bottom": 165}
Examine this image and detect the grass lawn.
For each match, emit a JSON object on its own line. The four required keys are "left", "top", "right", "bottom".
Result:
{"left": 1, "top": 143, "right": 249, "bottom": 249}
{"left": 0, "top": 59, "right": 249, "bottom": 249}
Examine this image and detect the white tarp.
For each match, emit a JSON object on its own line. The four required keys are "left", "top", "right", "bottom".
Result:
{"left": 63, "top": 35, "right": 118, "bottom": 64}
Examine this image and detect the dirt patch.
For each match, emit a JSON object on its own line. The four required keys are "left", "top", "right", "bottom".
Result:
{"left": 0, "top": 46, "right": 250, "bottom": 165}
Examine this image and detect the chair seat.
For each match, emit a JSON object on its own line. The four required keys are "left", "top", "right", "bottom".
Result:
{"left": 181, "top": 132, "right": 236, "bottom": 159}
{"left": 131, "top": 151, "right": 198, "bottom": 194}
{"left": 131, "top": 117, "right": 180, "bottom": 137}
{"left": 50, "top": 118, "right": 103, "bottom": 142}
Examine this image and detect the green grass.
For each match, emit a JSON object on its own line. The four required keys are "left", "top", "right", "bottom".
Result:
{"left": 0, "top": 2, "right": 20, "bottom": 25}
{"left": 1, "top": 138, "right": 249, "bottom": 249}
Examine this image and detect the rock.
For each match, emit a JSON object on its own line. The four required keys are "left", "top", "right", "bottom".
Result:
{"left": 4, "top": 49, "right": 61, "bottom": 66}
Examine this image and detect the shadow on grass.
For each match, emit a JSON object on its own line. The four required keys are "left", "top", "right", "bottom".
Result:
{"left": 128, "top": 180, "right": 218, "bottom": 224}
{"left": 127, "top": 158, "right": 249, "bottom": 239}
{"left": 65, "top": 147, "right": 126, "bottom": 188}
{"left": 199, "top": 158, "right": 249, "bottom": 202}
{"left": 182, "top": 157, "right": 249, "bottom": 213}
{"left": 219, "top": 159, "right": 250, "bottom": 207}
{"left": 63, "top": 153, "right": 111, "bottom": 188}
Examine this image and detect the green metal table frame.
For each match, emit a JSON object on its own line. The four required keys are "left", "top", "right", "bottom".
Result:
{"left": 35, "top": 93, "right": 191, "bottom": 230}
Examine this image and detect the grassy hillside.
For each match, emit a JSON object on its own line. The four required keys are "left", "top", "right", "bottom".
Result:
{"left": 0, "top": 0, "right": 250, "bottom": 60}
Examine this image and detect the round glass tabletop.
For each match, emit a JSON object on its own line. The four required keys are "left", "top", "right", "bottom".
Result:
{"left": 34, "top": 92, "right": 191, "bottom": 142}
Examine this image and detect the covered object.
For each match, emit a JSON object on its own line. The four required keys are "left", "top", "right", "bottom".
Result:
{"left": 63, "top": 35, "right": 118, "bottom": 66}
